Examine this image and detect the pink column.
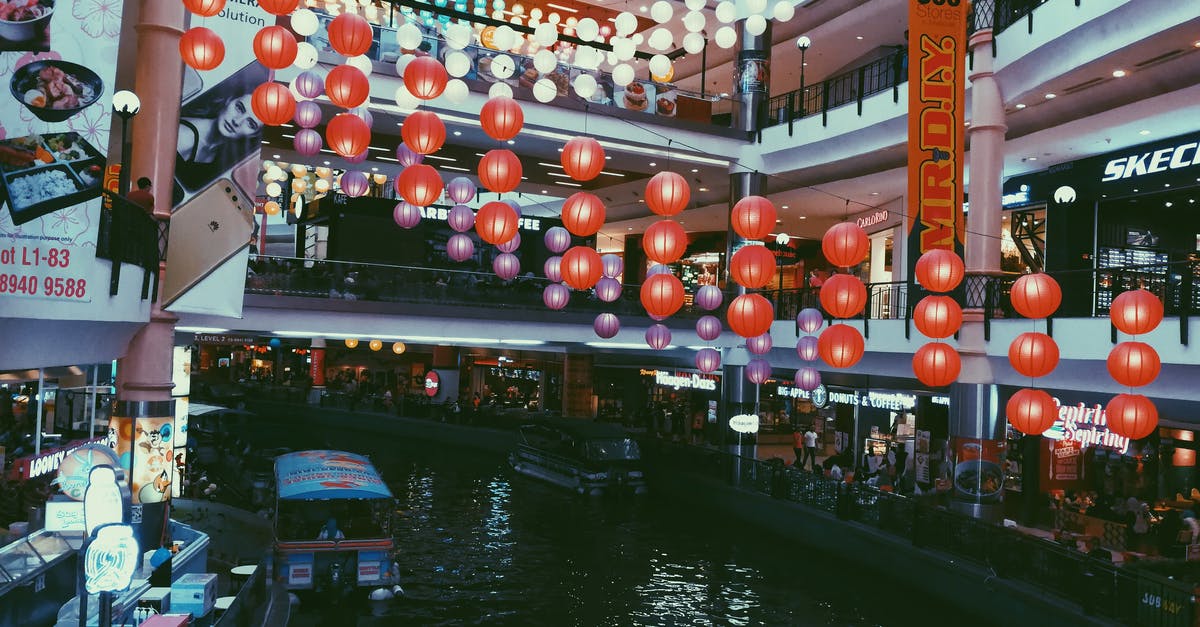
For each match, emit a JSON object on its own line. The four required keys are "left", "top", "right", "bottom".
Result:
{"left": 116, "top": 1, "right": 187, "bottom": 401}
{"left": 964, "top": 28, "right": 1007, "bottom": 275}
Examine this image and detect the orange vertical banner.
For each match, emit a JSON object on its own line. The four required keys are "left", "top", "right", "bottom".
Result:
{"left": 907, "top": 0, "right": 969, "bottom": 276}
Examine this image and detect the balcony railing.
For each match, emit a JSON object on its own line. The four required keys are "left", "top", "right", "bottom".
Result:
{"left": 765, "top": 49, "right": 907, "bottom": 131}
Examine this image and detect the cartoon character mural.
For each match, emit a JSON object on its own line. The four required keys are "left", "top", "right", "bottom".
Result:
{"left": 132, "top": 416, "right": 173, "bottom": 504}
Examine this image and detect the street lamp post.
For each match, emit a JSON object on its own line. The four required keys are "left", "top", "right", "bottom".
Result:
{"left": 111, "top": 90, "right": 141, "bottom": 196}
{"left": 796, "top": 36, "right": 811, "bottom": 117}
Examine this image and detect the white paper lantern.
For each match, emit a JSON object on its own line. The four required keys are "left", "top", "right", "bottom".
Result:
{"left": 632, "top": 33, "right": 644, "bottom": 45}
{"left": 534, "top": 22, "right": 558, "bottom": 46}
{"left": 612, "top": 37, "right": 636, "bottom": 61}
{"left": 493, "top": 25, "right": 516, "bottom": 50}
{"left": 266, "top": 165, "right": 284, "bottom": 181}
{"left": 746, "top": 14, "right": 767, "bottom": 36}
{"left": 683, "top": 10, "right": 706, "bottom": 33}
{"left": 395, "top": 87, "right": 421, "bottom": 110}
{"left": 573, "top": 73, "right": 598, "bottom": 99}
{"left": 294, "top": 42, "right": 318, "bottom": 69}
{"left": 683, "top": 32, "right": 705, "bottom": 54}
{"left": 395, "top": 53, "right": 415, "bottom": 77}
{"left": 612, "top": 63, "right": 634, "bottom": 86}
{"left": 773, "top": 1, "right": 795, "bottom": 21}
{"left": 651, "top": 0, "right": 674, "bottom": 23}
{"left": 291, "top": 9, "right": 319, "bottom": 36}
{"left": 533, "top": 77, "right": 557, "bottom": 103}
{"left": 445, "top": 22, "right": 472, "bottom": 49}
{"left": 489, "top": 81, "right": 514, "bottom": 99}
{"left": 265, "top": 182, "right": 282, "bottom": 197}
{"left": 397, "top": 23, "right": 423, "bottom": 49}
{"left": 575, "top": 46, "right": 600, "bottom": 70}
{"left": 715, "top": 26, "right": 737, "bottom": 48}
{"left": 446, "top": 51, "right": 471, "bottom": 77}
{"left": 606, "top": 50, "right": 620, "bottom": 66}
{"left": 685, "top": 0, "right": 705, "bottom": 10}
{"left": 576, "top": 17, "right": 599, "bottom": 42}
{"left": 614, "top": 12, "right": 637, "bottom": 36}
{"left": 649, "top": 54, "right": 670, "bottom": 77}
{"left": 715, "top": 1, "right": 736, "bottom": 23}
{"left": 443, "top": 78, "right": 469, "bottom": 104}
{"left": 490, "top": 54, "right": 515, "bottom": 79}
{"left": 533, "top": 49, "right": 557, "bottom": 73}
{"left": 648, "top": 28, "right": 672, "bottom": 51}
{"left": 347, "top": 55, "right": 373, "bottom": 76}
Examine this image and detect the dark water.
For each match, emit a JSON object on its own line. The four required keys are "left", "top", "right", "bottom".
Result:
{"left": 264, "top": 428, "right": 958, "bottom": 627}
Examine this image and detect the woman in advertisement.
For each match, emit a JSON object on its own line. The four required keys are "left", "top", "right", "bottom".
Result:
{"left": 174, "top": 63, "right": 270, "bottom": 199}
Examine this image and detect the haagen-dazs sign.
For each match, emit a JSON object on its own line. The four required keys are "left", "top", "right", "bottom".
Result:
{"left": 642, "top": 369, "right": 718, "bottom": 391}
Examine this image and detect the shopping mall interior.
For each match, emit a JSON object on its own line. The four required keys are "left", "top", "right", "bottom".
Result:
{"left": 1, "top": 0, "right": 1200, "bottom": 625}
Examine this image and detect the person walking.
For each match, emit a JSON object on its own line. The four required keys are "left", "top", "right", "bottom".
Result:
{"left": 802, "top": 425, "right": 819, "bottom": 471}
{"left": 127, "top": 177, "right": 154, "bottom": 210}
{"left": 792, "top": 428, "right": 804, "bottom": 467}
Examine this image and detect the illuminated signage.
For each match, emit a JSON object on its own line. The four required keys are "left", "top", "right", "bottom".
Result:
{"left": 416, "top": 205, "right": 543, "bottom": 232}
{"left": 729, "top": 414, "right": 760, "bottom": 434}
{"left": 45, "top": 500, "right": 85, "bottom": 532}
{"left": 17, "top": 437, "right": 104, "bottom": 480}
{"left": 856, "top": 210, "right": 890, "bottom": 230}
{"left": 424, "top": 371, "right": 440, "bottom": 397}
{"left": 85, "top": 524, "right": 139, "bottom": 594}
{"left": 1042, "top": 397, "right": 1131, "bottom": 454}
{"left": 1001, "top": 185, "right": 1030, "bottom": 208}
{"left": 775, "top": 384, "right": 949, "bottom": 411}
{"left": 641, "top": 369, "right": 718, "bottom": 391}
{"left": 1101, "top": 140, "right": 1199, "bottom": 182}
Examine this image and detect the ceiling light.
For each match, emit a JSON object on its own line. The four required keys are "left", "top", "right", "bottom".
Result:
{"left": 781, "top": 205, "right": 789, "bottom": 209}
{"left": 371, "top": 167, "right": 378, "bottom": 171}
{"left": 1112, "top": 69, "right": 1126, "bottom": 78}
{"left": 691, "top": 168, "right": 698, "bottom": 173}
{"left": 1195, "top": 41, "right": 1200, "bottom": 48}
{"left": 441, "top": 165, "right": 471, "bottom": 172}
{"left": 548, "top": 172, "right": 573, "bottom": 178}
{"left": 453, "top": 131, "right": 462, "bottom": 136}
{"left": 799, "top": 216, "right": 806, "bottom": 220}
{"left": 855, "top": 36, "right": 863, "bottom": 40}
{"left": 775, "top": 219, "right": 782, "bottom": 223}
{"left": 639, "top": 5, "right": 647, "bottom": 11}
{"left": 500, "top": 339, "right": 547, "bottom": 345}
{"left": 628, "top": 226, "right": 633, "bottom": 230}
{"left": 541, "top": 189, "right": 548, "bottom": 194}
{"left": 649, "top": 162, "right": 657, "bottom": 167}
{"left": 599, "top": 171, "right": 625, "bottom": 177}
{"left": 1139, "top": 130, "right": 1151, "bottom": 135}
{"left": 273, "top": 154, "right": 280, "bottom": 159}
{"left": 1165, "top": 201, "right": 1174, "bottom": 207}
{"left": 869, "top": 192, "right": 880, "bottom": 196}
{"left": 507, "top": 140, "right": 515, "bottom": 145}
{"left": 1164, "top": 183, "right": 1170, "bottom": 188}
{"left": 1015, "top": 103, "right": 1026, "bottom": 109}
{"left": 1045, "top": 93, "right": 1056, "bottom": 99}
{"left": 698, "top": 187, "right": 708, "bottom": 191}
{"left": 560, "top": 182, "right": 582, "bottom": 187}
{"left": 1027, "top": 157, "right": 1037, "bottom": 161}
{"left": 605, "top": 156, "right": 612, "bottom": 160}
{"left": 424, "top": 154, "right": 456, "bottom": 161}
{"left": 323, "top": 161, "right": 331, "bottom": 165}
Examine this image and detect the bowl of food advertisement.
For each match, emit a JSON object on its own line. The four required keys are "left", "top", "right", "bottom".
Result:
{"left": 0, "top": 0, "right": 54, "bottom": 43}
{"left": 9, "top": 59, "right": 103, "bottom": 123}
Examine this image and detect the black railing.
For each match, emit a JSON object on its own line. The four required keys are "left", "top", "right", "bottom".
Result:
{"left": 214, "top": 554, "right": 270, "bottom": 627}
{"left": 652, "top": 441, "right": 1197, "bottom": 627}
{"left": 765, "top": 49, "right": 907, "bottom": 130}
{"left": 96, "top": 191, "right": 160, "bottom": 299}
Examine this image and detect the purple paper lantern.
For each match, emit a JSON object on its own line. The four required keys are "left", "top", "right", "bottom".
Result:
{"left": 446, "top": 233, "right": 474, "bottom": 261}
{"left": 447, "top": 177, "right": 476, "bottom": 204}
{"left": 695, "top": 315, "right": 722, "bottom": 341}
{"left": 505, "top": 200, "right": 522, "bottom": 217}
{"left": 393, "top": 201, "right": 422, "bottom": 228}
{"left": 493, "top": 253, "right": 520, "bottom": 281}
{"left": 344, "top": 150, "right": 368, "bottom": 164}
{"left": 544, "top": 256, "right": 563, "bottom": 282}
{"left": 695, "top": 285, "right": 723, "bottom": 311}
{"left": 746, "top": 333, "right": 773, "bottom": 355}
{"left": 497, "top": 232, "right": 521, "bottom": 254}
{"left": 646, "top": 264, "right": 672, "bottom": 277}
{"left": 543, "top": 283, "right": 570, "bottom": 310}
{"left": 349, "top": 105, "right": 373, "bottom": 127}
{"left": 594, "top": 313, "right": 620, "bottom": 339}
{"left": 594, "top": 276, "right": 622, "bottom": 303}
{"left": 645, "top": 324, "right": 672, "bottom": 350}
{"left": 601, "top": 253, "right": 623, "bottom": 279}
{"left": 293, "top": 100, "right": 322, "bottom": 128}
{"left": 294, "top": 70, "right": 324, "bottom": 99}
{"left": 396, "top": 143, "right": 423, "bottom": 166}
{"left": 796, "top": 335, "right": 819, "bottom": 362}
{"left": 797, "top": 308, "right": 824, "bottom": 334}
{"left": 293, "top": 128, "right": 323, "bottom": 156}
{"left": 746, "top": 358, "right": 772, "bottom": 385}
{"left": 795, "top": 367, "right": 822, "bottom": 391}
{"left": 544, "top": 226, "right": 570, "bottom": 254}
{"left": 695, "top": 347, "right": 721, "bottom": 373}
{"left": 447, "top": 204, "right": 475, "bottom": 232}
{"left": 340, "top": 171, "right": 369, "bottom": 197}
{"left": 649, "top": 313, "right": 668, "bottom": 321}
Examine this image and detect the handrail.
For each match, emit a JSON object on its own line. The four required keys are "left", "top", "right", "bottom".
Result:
{"left": 764, "top": 49, "right": 907, "bottom": 131}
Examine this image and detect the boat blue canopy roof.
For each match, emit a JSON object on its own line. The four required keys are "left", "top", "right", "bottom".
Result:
{"left": 275, "top": 450, "right": 392, "bottom": 501}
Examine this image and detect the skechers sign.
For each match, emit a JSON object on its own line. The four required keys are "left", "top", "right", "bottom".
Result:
{"left": 1101, "top": 141, "right": 1200, "bottom": 182}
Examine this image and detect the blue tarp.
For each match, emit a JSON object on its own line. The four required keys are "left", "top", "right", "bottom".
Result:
{"left": 274, "top": 450, "right": 392, "bottom": 501}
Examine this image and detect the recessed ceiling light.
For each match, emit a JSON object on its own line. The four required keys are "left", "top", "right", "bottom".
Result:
{"left": 869, "top": 192, "right": 880, "bottom": 196}
{"left": 628, "top": 226, "right": 634, "bottom": 230}
{"left": 775, "top": 219, "right": 782, "bottom": 223}
{"left": 1195, "top": 41, "right": 1200, "bottom": 48}
{"left": 639, "top": 5, "right": 647, "bottom": 11}
{"left": 541, "top": 189, "right": 548, "bottom": 194}
{"left": 1027, "top": 157, "right": 1037, "bottom": 161}
{"left": 1164, "top": 183, "right": 1170, "bottom": 188}
{"left": 799, "top": 216, "right": 807, "bottom": 220}
{"left": 324, "top": 161, "right": 331, "bottom": 165}
{"left": 698, "top": 187, "right": 708, "bottom": 191}
{"left": 1044, "top": 93, "right": 1056, "bottom": 99}
{"left": 649, "top": 162, "right": 656, "bottom": 167}
{"left": 781, "top": 205, "right": 789, "bottom": 209}
{"left": 1166, "top": 201, "right": 1174, "bottom": 207}
{"left": 1015, "top": 103, "right": 1026, "bottom": 109}
{"left": 371, "top": 167, "right": 378, "bottom": 171}
{"left": 507, "top": 140, "right": 515, "bottom": 145}
{"left": 691, "top": 168, "right": 698, "bottom": 173}
{"left": 855, "top": 36, "right": 863, "bottom": 40}
{"left": 605, "top": 156, "right": 612, "bottom": 160}
{"left": 1112, "top": 69, "right": 1126, "bottom": 78}
{"left": 453, "top": 131, "right": 462, "bottom": 136}
{"left": 1139, "top": 130, "right": 1151, "bottom": 135}
{"left": 273, "top": 154, "right": 280, "bottom": 159}
{"left": 638, "top": 199, "right": 644, "bottom": 203}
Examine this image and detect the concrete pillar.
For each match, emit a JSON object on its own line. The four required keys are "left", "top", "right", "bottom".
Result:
{"left": 731, "top": 16, "right": 772, "bottom": 134}
{"left": 964, "top": 27, "right": 1006, "bottom": 275}
{"left": 308, "top": 338, "right": 326, "bottom": 404}
{"left": 562, "top": 353, "right": 593, "bottom": 418}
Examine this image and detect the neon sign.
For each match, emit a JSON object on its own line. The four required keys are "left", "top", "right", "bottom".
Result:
{"left": 1042, "top": 398, "right": 1131, "bottom": 454}
{"left": 642, "top": 369, "right": 718, "bottom": 391}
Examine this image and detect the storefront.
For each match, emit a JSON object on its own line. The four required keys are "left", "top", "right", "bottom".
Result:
{"left": 1002, "top": 130, "right": 1200, "bottom": 316}
{"left": 591, "top": 367, "right": 720, "bottom": 438}
{"left": 848, "top": 204, "right": 902, "bottom": 285}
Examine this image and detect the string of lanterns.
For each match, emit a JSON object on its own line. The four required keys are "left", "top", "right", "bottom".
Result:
{"left": 794, "top": 307, "right": 824, "bottom": 391}
{"left": 815, "top": 222, "right": 866, "bottom": 369}
{"left": 911, "top": 249, "right": 965, "bottom": 387}
{"left": 344, "top": 338, "right": 408, "bottom": 355}
{"left": 1004, "top": 272, "right": 1061, "bottom": 436}
{"left": 1105, "top": 289, "right": 1164, "bottom": 440}
{"left": 639, "top": 170, "right": 690, "bottom": 348}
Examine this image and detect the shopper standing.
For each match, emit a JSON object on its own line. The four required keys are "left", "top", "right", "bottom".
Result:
{"left": 792, "top": 428, "right": 804, "bottom": 467}
{"left": 802, "top": 425, "right": 819, "bottom": 471}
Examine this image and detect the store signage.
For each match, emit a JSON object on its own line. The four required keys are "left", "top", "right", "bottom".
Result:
{"left": 193, "top": 333, "right": 258, "bottom": 345}
{"left": 641, "top": 369, "right": 718, "bottom": 391}
{"left": 45, "top": 500, "right": 85, "bottom": 532}
{"left": 1052, "top": 186, "right": 1077, "bottom": 204}
{"left": 729, "top": 414, "right": 760, "bottom": 434}
{"left": 854, "top": 210, "right": 899, "bottom": 232}
{"left": 1001, "top": 184, "right": 1030, "bottom": 208}
{"left": 417, "top": 205, "right": 543, "bottom": 232}
{"left": 85, "top": 524, "right": 140, "bottom": 594}
{"left": 1042, "top": 397, "right": 1131, "bottom": 454}
{"left": 776, "top": 384, "right": 949, "bottom": 411}
{"left": 424, "top": 372, "right": 440, "bottom": 397}
{"left": 1101, "top": 140, "right": 1199, "bottom": 182}
{"left": 13, "top": 437, "right": 104, "bottom": 480}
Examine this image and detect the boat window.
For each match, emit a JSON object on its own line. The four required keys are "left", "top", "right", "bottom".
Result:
{"left": 276, "top": 499, "right": 388, "bottom": 541}
{"left": 584, "top": 438, "right": 641, "bottom": 461}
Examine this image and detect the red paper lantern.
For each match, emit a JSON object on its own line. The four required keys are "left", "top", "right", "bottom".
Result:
{"left": 818, "top": 323, "right": 864, "bottom": 369}
{"left": 730, "top": 244, "right": 776, "bottom": 289}
{"left": 562, "top": 246, "right": 603, "bottom": 291}
{"left": 405, "top": 56, "right": 449, "bottom": 100}
{"left": 914, "top": 295, "right": 963, "bottom": 339}
{"left": 822, "top": 222, "right": 869, "bottom": 268}
{"left": 727, "top": 293, "right": 775, "bottom": 338}
{"left": 325, "top": 65, "right": 370, "bottom": 109}
{"left": 252, "top": 26, "right": 297, "bottom": 70}
{"left": 731, "top": 196, "right": 776, "bottom": 240}
{"left": 645, "top": 171, "right": 689, "bottom": 216}
{"left": 327, "top": 13, "right": 373, "bottom": 57}
{"left": 913, "top": 343, "right": 960, "bottom": 387}
{"left": 401, "top": 111, "right": 446, "bottom": 155}
{"left": 180, "top": 27, "right": 224, "bottom": 72}
{"left": 1107, "top": 341, "right": 1161, "bottom": 388}
{"left": 475, "top": 201, "right": 519, "bottom": 245}
{"left": 561, "top": 137, "right": 605, "bottom": 181}
{"left": 640, "top": 273, "right": 685, "bottom": 317}
{"left": 915, "top": 249, "right": 965, "bottom": 293}
{"left": 326, "top": 113, "right": 370, "bottom": 158}
{"left": 1111, "top": 289, "right": 1164, "bottom": 335}
{"left": 1008, "top": 332, "right": 1059, "bottom": 378}
{"left": 184, "top": 0, "right": 225, "bottom": 17}
{"left": 481, "top": 96, "right": 523, "bottom": 141}
{"left": 478, "top": 149, "right": 522, "bottom": 193}
{"left": 1010, "top": 273, "right": 1062, "bottom": 319}
{"left": 1007, "top": 388, "right": 1058, "bottom": 436}
{"left": 395, "top": 164, "right": 443, "bottom": 207}
{"left": 250, "top": 82, "right": 294, "bottom": 126}
{"left": 257, "top": 0, "right": 298, "bottom": 15}
{"left": 1106, "top": 394, "right": 1158, "bottom": 440}
{"left": 642, "top": 220, "right": 687, "bottom": 265}
{"left": 561, "top": 192, "right": 605, "bottom": 237}
{"left": 819, "top": 274, "right": 867, "bottom": 319}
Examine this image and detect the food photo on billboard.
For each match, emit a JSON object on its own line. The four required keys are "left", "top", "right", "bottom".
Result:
{"left": 0, "top": 0, "right": 54, "bottom": 52}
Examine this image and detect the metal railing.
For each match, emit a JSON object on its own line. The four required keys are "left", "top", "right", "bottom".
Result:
{"left": 971, "top": 0, "right": 1054, "bottom": 36}
{"left": 96, "top": 191, "right": 160, "bottom": 299}
{"left": 651, "top": 441, "right": 1197, "bottom": 627}
{"left": 765, "top": 49, "right": 907, "bottom": 131}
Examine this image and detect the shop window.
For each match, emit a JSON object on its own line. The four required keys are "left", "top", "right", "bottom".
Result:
{"left": 1005, "top": 208, "right": 1045, "bottom": 273}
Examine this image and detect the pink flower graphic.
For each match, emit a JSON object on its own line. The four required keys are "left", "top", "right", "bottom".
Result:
{"left": 73, "top": 0, "right": 123, "bottom": 40}
{"left": 40, "top": 204, "right": 95, "bottom": 248}
{"left": 69, "top": 102, "right": 110, "bottom": 146}
{"left": 0, "top": 50, "right": 59, "bottom": 77}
